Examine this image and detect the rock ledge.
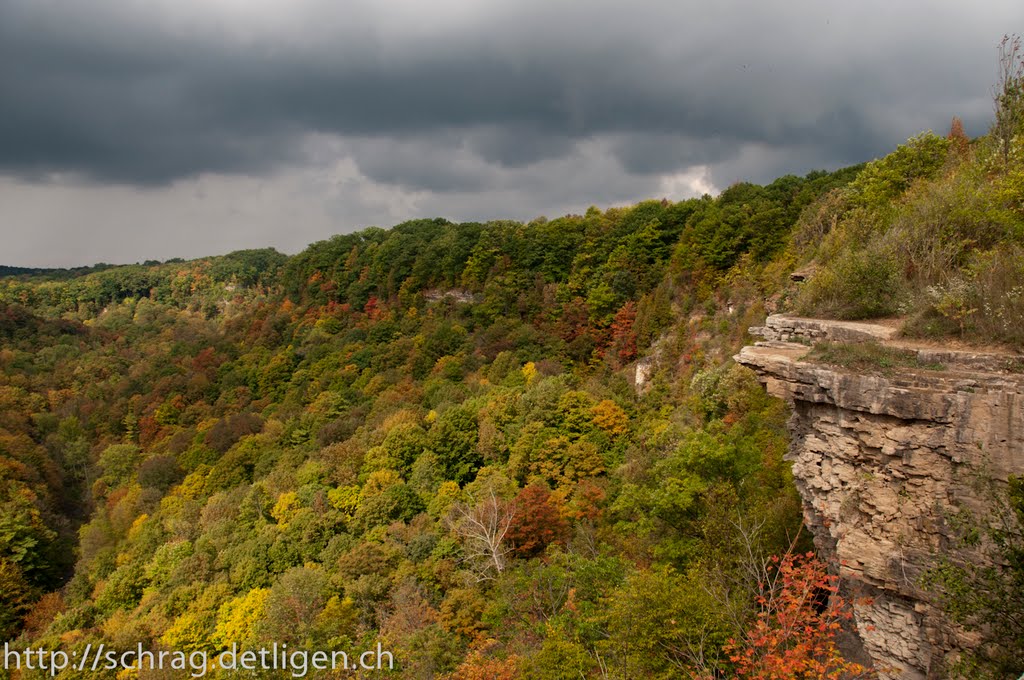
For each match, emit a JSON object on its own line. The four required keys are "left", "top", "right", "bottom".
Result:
{"left": 736, "top": 315, "right": 1024, "bottom": 678}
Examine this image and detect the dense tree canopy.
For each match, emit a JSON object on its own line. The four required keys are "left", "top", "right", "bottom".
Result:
{"left": 3, "top": 124, "right": 1021, "bottom": 678}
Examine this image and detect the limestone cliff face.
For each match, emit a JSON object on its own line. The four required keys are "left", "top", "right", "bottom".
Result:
{"left": 736, "top": 315, "right": 1024, "bottom": 679}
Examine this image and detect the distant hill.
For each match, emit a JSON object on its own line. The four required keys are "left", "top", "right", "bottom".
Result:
{"left": 0, "top": 265, "right": 54, "bottom": 276}
{"left": 0, "top": 263, "right": 118, "bottom": 280}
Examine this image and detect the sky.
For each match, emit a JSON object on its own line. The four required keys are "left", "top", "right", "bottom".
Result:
{"left": 1, "top": 1, "right": 1022, "bottom": 267}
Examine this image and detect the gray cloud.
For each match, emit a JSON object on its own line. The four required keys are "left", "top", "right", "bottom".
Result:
{"left": 0, "top": 0, "right": 1022, "bottom": 265}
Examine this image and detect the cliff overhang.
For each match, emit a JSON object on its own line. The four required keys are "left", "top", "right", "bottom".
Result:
{"left": 736, "top": 315, "right": 1024, "bottom": 678}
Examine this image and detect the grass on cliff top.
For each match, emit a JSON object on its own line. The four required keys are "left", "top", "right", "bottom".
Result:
{"left": 804, "top": 340, "right": 945, "bottom": 373}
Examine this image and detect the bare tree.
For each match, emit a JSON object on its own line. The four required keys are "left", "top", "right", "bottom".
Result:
{"left": 446, "top": 485, "right": 516, "bottom": 581}
{"left": 697, "top": 512, "right": 774, "bottom": 634}
{"left": 993, "top": 34, "right": 1024, "bottom": 163}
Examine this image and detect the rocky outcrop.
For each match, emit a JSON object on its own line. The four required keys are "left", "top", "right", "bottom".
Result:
{"left": 423, "top": 288, "right": 480, "bottom": 304}
{"left": 736, "top": 315, "right": 1024, "bottom": 679}
{"left": 749, "top": 315, "right": 899, "bottom": 345}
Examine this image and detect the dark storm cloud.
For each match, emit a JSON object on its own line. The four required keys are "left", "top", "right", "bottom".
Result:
{"left": 3, "top": 0, "right": 1021, "bottom": 193}
{"left": 346, "top": 135, "right": 494, "bottom": 192}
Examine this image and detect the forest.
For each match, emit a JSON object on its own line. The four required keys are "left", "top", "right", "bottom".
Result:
{"left": 1, "top": 51, "right": 1024, "bottom": 680}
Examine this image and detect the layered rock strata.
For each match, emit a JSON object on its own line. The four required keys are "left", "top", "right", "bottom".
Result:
{"left": 736, "top": 315, "right": 1024, "bottom": 679}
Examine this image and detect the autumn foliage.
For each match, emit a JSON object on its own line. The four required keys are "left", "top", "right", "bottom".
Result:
{"left": 591, "top": 399, "right": 629, "bottom": 436}
{"left": 0, "top": 162, "right": 915, "bottom": 677}
{"left": 443, "top": 638, "right": 519, "bottom": 680}
{"left": 724, "top": 551, "right": 875, "bottom": 680}
{"left": 608, "top": 300, "right": 638, "bottom": 366}
{"left": 507, "top": 484, "right": 569, "bottom": 557}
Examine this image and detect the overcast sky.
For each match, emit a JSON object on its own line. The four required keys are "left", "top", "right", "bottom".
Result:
{"left": 1, "top": 0, "right": 1022, "bottom": 267}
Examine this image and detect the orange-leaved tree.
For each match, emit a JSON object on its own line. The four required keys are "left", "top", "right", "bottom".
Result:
{"left": 608, "top": 300, "right": 638, "bottom": 366}
{"left": 724, "top": 551, "right": 875, "bottom": 679}
{"left": 443, "top": 637, "right": 519, "bottom": 680}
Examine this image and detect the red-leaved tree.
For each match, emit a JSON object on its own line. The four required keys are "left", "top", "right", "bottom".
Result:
{"left": 506, "top": 484, "right": 569, "bottom": 558}
{"left": 608, "top": 301, "right": 638, "bottom": 366}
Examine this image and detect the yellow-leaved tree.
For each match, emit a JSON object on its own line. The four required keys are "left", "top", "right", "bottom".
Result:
{"left": 212, "top": 588, "right": 269, "bottom": 649}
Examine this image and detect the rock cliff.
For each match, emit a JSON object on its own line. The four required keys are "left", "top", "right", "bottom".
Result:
{"left": 736, "top": 315, "right": 1024, "bottom": 678}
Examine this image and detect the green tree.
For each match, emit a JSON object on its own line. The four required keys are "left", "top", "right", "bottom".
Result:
{"left": 922, "top": 476, "right": 1024, "bottom": 678}
{"left": 429, "top": 406, "right": 482, "bottom": 484}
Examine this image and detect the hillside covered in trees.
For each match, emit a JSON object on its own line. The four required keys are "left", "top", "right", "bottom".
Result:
{"left": 2, "top": 61, "right": 1024, "bottom": 679}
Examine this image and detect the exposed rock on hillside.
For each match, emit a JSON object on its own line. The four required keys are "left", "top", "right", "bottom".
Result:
{"left": 737, "top": 315, "right": 1024, "bottom": 679}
